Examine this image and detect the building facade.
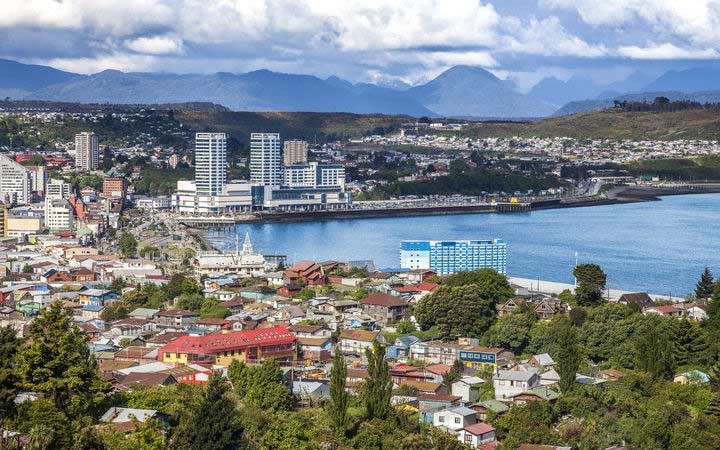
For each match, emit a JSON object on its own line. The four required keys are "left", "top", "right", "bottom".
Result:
{"left": 75, "top": 132, "right": 99, "bottom": 170}
{"left": 284, "top": 162, "right": 345, "bottom": 189}
{"left": 103, "top": 177, "right": 127, "bottom": 199}
{"left": 0, "top": 155, "right": 32, "bottom": 205}
{"left": 46, "top": 179, "right": 72, "bottom": 200}
{"left": 400, "top": 239, "right": 506, "bottom": 275}
{"left": 45, "top": 199, "right": 74, "bottom": 230}
{"left": 195, "top": 132, "right": 227, "bottom": 196}
{"left": 283, "top": 139, "right": 308, "bottom": 165}
{"left": 250, "top": 133, "right": 282, "bottom": 186}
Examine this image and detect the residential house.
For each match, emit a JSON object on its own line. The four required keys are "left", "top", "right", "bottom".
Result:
{"left": 100, "top": 407, "right": 168, "bottom": 429}
{"left": 287, "top": 324, "right": 332, "bottom": 338}
{"left": 673, "top": 370, "right": 710, "bottom": 385}
{"left": 292, "top": 380, "right": 330, "bottom": 403}
{"left": 109, "top": 318, "right": 156, "bottom": 338}
{"left": 361, "top": 292, "right": 409, "bottom": 326}
{"left": 510, "top": 385, "right": 560, "bottom": 404}
{"left": 297, "top": 336, "right": 333, "bottom": 362}
{"left": 82, "top": 304, "right": 104, "bottom": 319}
{"left": 339, "top": 329, "right": 385, "bottom": 356}
{"left": 155, "top": 310, "right": 200, "bottom": 329}
{"left": 617, "top": 292, "right": 654, "bottom": 310}
{"left": 529, "top": 353, "right": 555, "bottom": 371}
{"left": 284, "top": 260, "right": 326, "bottom": 285}
{"left": 534, "top": 297, "right": 567, "bottom": 320}
{"left": 418, "top": 394, "right": 463, "bottom": 424}
{"left": 458, "top": 422, "right": 497, "bottom": 449}
{"left": 470, "top": 400, "right": 509, "bottom": 421}
{"left": 386, "top": 335, "right": 420, "bottom": 360}
{"left": 643, "top": 305, "right": 683, "bottom": 317}
{"left": 410, "top": 340, "right": 460, "bottom": 366}
{"left": 458, "top": 347, "right": 515, "bottom": 370}
{"left": 78, "top": 289, "right": 119, "bottom": 306}
{"left": 434, "top": 406, "right": 477, "bottom": 432}
{"left": 452, "top": 376, "right": 485, "bottom": 403}
{"left": 493, "top": 370, "right": 540, "bottom": 400}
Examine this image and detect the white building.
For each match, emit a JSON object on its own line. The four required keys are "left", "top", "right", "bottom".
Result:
{"left": 250, "top": 133, "right": 282, "bottom": 186}
{"left": 75, "top": 132, "right": 99, "bottom": 170}
{"left": 458, "top": 423, "right": 496, "bottom": 448}
{"left": 492, "top": 370, "right": 540, "bottom": 400}
{"left": 194, "top": 232, "right": 266, "bottom": 276}
{"left": 283, "top": 140, "right": 308, "bottom": 165}
{"left": 433, "top": 406, "right": 477, "bottom": 432}
{"left": 195, "top": 133, "right": 227, "bottom": 196}
{"left": 46, "top": 179, "right": 72, "bottom": 200}
{"left": 45, "top": 199, "right": 74, "bottom": 231}
{"left": 27, "top": 165, "right": 47, "bottom": 194}
{"left": 284, "top": 162, "right": 345, "bottom": 189}
{"left": 0, "top": 154, "right": 32, "bottom": 205}
{"left": 173, "top": 180, "right": 254, "bottom": 214}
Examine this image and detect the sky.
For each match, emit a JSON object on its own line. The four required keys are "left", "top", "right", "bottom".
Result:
{"left": 1, "top": 0, "right": 720, "bottom": 91}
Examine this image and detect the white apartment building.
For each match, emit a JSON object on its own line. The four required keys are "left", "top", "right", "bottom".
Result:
{"left": 195, "top": 133, "right": 227, "bottom": 196}
{"left": 75, "top": 132, "right": 99, "bottom": 170}
{"left": 27, "top": 165, "right": 47, "bottom": 193}
{"left": 250, "top": 133, "right": 282, "bottom": 186}
{"left": 0, "top": 154, "right": 32, "bottom": 205}
{"left": 46, "top": 179, "right": 72, "bottom": 200}
{"left": 283, "top": 140, "right": 308, "bottom": 165}
{"left": 45, "top": 199, "right": 74, "bottom": 231}
{"left": 283, "top": 162, "right": 345, "bottom": 189}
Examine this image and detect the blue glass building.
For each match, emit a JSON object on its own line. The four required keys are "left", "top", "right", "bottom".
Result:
{"left": 399, "top": 239, "right": 506, "bottom": 276}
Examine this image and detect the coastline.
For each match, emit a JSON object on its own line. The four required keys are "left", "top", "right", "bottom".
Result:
{"left": 187, "top": 184, "right": 720, "bottom": 227}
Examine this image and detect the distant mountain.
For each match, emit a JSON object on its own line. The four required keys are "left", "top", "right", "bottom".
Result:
{"left": 642, "top": 67, "right": 720, "bottom": 93}
{"left": 0, "top": 59, "right": 82, "bottom": 93}
{"left": 553, "top": 90, "right": 720, "bottom": 116}
{"left": 595, "top": 71, "right": 655, "bottom": 99}
{"left": 528, "top": 76, "right": 603, "bottom": 107}
{"left": 27, "top": 68, "right": 435, "bottom": 116}
{"left": 407, "top": 66, "right": 556, "bottom": 118}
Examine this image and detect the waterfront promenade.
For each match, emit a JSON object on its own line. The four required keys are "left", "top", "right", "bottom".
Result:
{"left": 509, "top": 277, "right": 685, "bottom": 303}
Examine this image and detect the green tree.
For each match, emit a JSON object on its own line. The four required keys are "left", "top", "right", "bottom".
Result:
{"left": 553, "top": 319, "right": 581, "bottom": 393}
{"left": 415, "top": 284, "right": 500, "bottom": 338}
{"left": 396, "top": 320, "right": 416, "bottom": 334}
{"left": 696, "top": 267, "right": 715, "bottom": 299}
{"left": 171, "top": 371, "right": 242, "bottom": 450}
{"left": 15, "top": 302, "right": 109, "bottom": 418}
{"left": 634, "top": 319, "right": 675, "bottom": 379}
{"left": 328, "top": 351, "right": 349, "bottom": 435}
{"left": 482, "top": 309, "right": 536, "bottom": 354}
{"left": 573, "top": 264, "right": 607, "bottom": 306}
{"left": 0, "top": 326, "right": 20, "bottom": 418}
{"left": 118, "top": 231, "right": 138, "bottom": 258}
{"left": 21, "top": 263, "right": 33, "bottom": 273}
{"left": 363, "top": 341, "right": 392, "bottom": 420}
{"left": 228, "top": 359, "right": 294, "bottom": 411}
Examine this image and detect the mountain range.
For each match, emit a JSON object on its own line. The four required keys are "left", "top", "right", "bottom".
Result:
{"left": 2, "top": 58, "right": 720, "bottom": 118}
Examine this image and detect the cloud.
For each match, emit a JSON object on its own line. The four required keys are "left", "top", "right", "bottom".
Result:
{"left": 125, "top": 35, "right": 184, "bottom": 55}
{"left": 618, "top": 43, "right": 720, "bottom": 59}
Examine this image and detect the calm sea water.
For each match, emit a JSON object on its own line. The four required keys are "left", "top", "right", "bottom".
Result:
{"left": 206, "top": 193, "right": 720, "bottom": 296}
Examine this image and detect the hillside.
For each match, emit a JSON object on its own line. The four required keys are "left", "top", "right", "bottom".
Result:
{"left": 176, "top": 110, "right": 411, "bottom": 144}
{"left": 462, "top": 108, "right": 720, "bottom": 141}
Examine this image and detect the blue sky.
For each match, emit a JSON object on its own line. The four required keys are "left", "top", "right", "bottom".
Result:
{"left": 1, "top": 0, "right": 719, "bottom": 91}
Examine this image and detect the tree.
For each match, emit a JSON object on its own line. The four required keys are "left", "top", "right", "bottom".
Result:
{"left": 118, "top": 231, "right": 138, "bottom": 257}
{"left": 15, "top": 302, "right": 109, "bottom": 418}
{"left": 574, "top": 264, "right": 607, "bottom": 307}
{"left": 0, "top": 326, "right": 20, "bottom": 418}
{"left": 363, "top": 341, "right": 392, "bottom": 420}
{"left": 442, "top": 360, "right": 466, "bottom": 389}
{"left": 482, "top": 310, "right": 536, "bottom": 354}
{"left": 634, "top": 319, "right": 675, "bottom": 379}
{"left": 396, "top": 320, "right": 416, "bottom": 334}
{"left": 328, "top": 352, "right": 349, "bottom": 435}
{"left": 109, "top": 277, "right": 127, "bottom": 292}
{"left": 228, "top": 359, "right": 294, "bottom": 411}
{"left": 415, "top": 284, "right": 500, "bottom": 338}
{"left": 553, "top": 320, "right": 581, "bottom": 393}
{"left": 21, "top": 263, "right": 33, "bottom": 273}
{"left": 172, "top": 371, "right": 242, "bottom": 450}
{"left": 696, "top": 267, "right": 715, "bottom": 299}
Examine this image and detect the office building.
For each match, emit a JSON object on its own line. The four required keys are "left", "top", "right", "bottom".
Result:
{"left": 283, "top": 140, "right": 308, "bottom": 165}
{"left": 400, "top": 239, "right": 506, "bottom": 276}
{"left": 195, "top": 133, "right": 227, "bottom": 196}
{"left": 45, "top": 199, "right": 75, "bottom": 230}
{"left": 250, "top": 133, "right": 282, "bottom": 186}
{"left": 26, "top": 165, "right": 47, "bottom": 194}
{"left": 284, "top": 162, "right": 345, "bottom": 189}
{"left": 46, "top": 179, "right": 72, "bottom": 200}
{"left": 103, "top": 177, "right": 127, "bottom": 199}
{"left": 75, "top": 132, "right": 100, "bottom": 170}
{"left": 0, "top": 205, "right": 7, "bottom": 237}
{"left": 0, "top": 154, "right": 32, "bottom": 205}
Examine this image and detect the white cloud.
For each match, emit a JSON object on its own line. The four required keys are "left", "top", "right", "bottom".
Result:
{"left": 501, "top": 16, "right": 607, "bottom": 57}
{"left": 618, "top": 43, "right": 719, "bottom": 59}
{"left": 125, "top": 35, "right": 184, "bottom": 55}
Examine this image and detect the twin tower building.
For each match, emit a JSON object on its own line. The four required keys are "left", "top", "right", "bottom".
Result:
{"left": 175, "top": 132, "right": 349, "bottom": 213}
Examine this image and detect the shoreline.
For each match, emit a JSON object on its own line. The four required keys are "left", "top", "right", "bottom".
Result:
{"left": 187, "top": 184, "right": 720, "bottom": 227}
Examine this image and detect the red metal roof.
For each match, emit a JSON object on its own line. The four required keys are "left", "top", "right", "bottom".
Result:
{"left": 158, "top": 326, "right": 296, "bottom": 356}
{"left": 362, "top": 292, "right": 408, "bottom": 307}
{"left": 464, "top": 422, "right": 495, "bottom": 435}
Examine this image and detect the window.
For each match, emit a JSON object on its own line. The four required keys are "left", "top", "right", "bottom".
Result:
{"left": 438, "top": 416, "right": 445, "bottom": 423}
{"left": 454, "top": 417, "right": 461, "bottom": 424}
